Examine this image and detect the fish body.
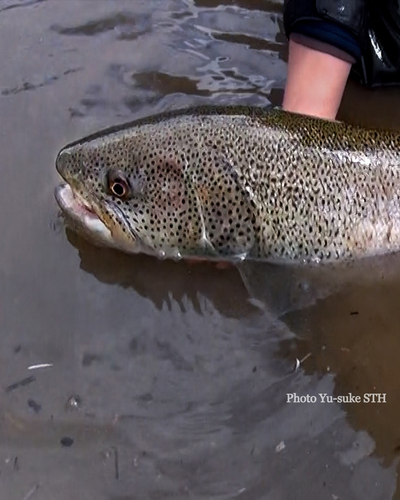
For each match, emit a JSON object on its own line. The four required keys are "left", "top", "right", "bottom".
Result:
{"left": 55, "top": 106, "right": 400, "bottom": 264}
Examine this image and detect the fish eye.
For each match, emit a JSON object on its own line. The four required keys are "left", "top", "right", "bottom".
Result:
{"left": 111, "top": 179, "right": 127, "bottom": 197}
{"left": 107, "top": 171, "right": 130, "bottom": 199}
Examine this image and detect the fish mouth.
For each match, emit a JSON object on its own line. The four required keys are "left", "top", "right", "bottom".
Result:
{"left": 55, "top": 184, "right": 159, "bottom": 258}
{"left": 55, "top": 183, "right": 113, "bottom": 243}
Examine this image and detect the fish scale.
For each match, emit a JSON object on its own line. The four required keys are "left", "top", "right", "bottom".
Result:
{"left": 55, "top": 106, "right": 400, "bottom": 264}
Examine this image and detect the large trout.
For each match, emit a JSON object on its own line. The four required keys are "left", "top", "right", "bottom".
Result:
{"left": 55, "top": 106, "right": 400, "bottom": 264}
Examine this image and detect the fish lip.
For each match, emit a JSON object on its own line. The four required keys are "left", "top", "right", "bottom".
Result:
{"left": 55, "top": 184, "right": 155, "bottom": 257}
{"left": 54, "top": 183, "right": 72, "bottom": 213}
{"left": 55, "top": 152, "right": 63, "bottom": 176}
{"left": 54, "top": 183, "right": 111, "bottom": 240}
{"left": 55, "top": 147, "right": 72, "bottom": 178}
{"left": 55, "top": 183, "right": 96, "bottom": 217}
{"left": 55, "top": 182, "right": 121, "bottom": 249}
{"left": 55, "top": 183, "right": 133, "bottom": 252}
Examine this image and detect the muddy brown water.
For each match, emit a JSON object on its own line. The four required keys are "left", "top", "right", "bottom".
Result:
{"left": 1, "top": 0, "right": 400, "bottom": 499}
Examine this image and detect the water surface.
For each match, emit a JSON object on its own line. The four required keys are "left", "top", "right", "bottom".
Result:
{"left": 1, "top": 1, "right": 400, "bottom": 499}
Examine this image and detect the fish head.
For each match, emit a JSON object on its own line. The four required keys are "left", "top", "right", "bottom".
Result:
{"left": 55, "top": 111, "right": 259, "bottom": 260}
{"left": 54, "top": 123, "right": 204, "bottom": 258}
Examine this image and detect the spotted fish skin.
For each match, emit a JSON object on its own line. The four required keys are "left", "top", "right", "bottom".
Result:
{"left": 55, "top": 106, "right": 400, "bottom": 263}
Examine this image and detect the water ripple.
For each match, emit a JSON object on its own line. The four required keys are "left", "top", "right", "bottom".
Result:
{"left": 51, "top": 12, "right": 151, "bottom": 40}
{"left": 0, "top": 0, "right": 46, "bottom": 13}
{"left": 1, "top": 67, "right": 82, "bottom": 96}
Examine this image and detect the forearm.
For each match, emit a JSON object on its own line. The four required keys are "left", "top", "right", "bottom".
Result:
{"left": 282, "top": 39, "right": 352, "bottom": 120}
{"left": 282, "top": 0, "right": 368, "bottom": 120}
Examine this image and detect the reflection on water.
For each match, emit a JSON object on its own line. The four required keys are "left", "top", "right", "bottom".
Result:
{"left": 66, "top": 229, "right": 256, "bottom": 318}
{"left": 1, "top": 0, "right": 400, "bottom": 498}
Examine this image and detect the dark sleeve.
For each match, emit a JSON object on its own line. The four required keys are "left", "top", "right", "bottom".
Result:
{"left": 352, "top": 1, "right": 400, "bottom": 87}
{"left": 283, "top": 0, "right": 369, "bottom": 62}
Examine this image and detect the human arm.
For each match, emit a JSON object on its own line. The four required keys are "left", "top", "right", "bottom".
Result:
{"left": 282, "top": 38, "right": 352, "bottom": 120}
{"left": 282, "top": 0, "right": 368, "bottom": 120}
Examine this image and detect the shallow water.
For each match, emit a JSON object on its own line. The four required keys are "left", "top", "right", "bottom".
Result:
{"left": 1, "top": 0, "right": 400, "bottom": 499}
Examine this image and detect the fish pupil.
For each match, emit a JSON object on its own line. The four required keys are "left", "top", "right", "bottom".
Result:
{"left": 112, "top": 181, "right": 125, "bottom": 196}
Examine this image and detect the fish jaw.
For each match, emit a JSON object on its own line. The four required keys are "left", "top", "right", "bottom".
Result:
{"left": 54, "top": 183, "right": 163, "bottom": 257}
{"left": 55, "top": 183, "right": 116, "bottom": 247}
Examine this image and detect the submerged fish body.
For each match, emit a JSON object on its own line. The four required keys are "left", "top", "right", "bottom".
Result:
{"left": 55, "top": 106, "right": 400, "bottom": 264}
